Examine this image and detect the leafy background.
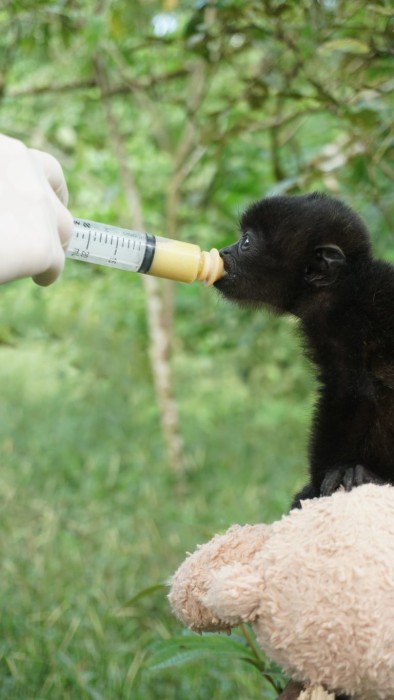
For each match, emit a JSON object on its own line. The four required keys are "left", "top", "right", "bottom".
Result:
{"left": 0, "top": 1, "right": 393, "bottom": 698}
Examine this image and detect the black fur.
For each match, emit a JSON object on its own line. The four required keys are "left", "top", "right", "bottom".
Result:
{"left": 215, "top": 192, "right": 394, "bottom": 506}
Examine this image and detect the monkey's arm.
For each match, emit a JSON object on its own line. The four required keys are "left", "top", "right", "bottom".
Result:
{"left": 299, "top": 305, "right": 391, "bottom": 501}
{"left": 309, "top": 379, "right": 383, "bottom": 497}
{"left": 292, "top": 401, "right": 383, "bottom": 508}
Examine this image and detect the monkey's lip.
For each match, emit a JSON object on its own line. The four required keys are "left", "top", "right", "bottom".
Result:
{"left": 214, "top": 257, "right": 234, "bottom": 287}
{"left": 214, "top": 269, "right": 236, "bottom": 291}
{"left": 218, "top": 254, "right": 234, "bottom": 275}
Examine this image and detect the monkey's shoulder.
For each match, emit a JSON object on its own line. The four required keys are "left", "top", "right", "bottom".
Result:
{"left": 350, "top": 259, "right": 394, "bottom": 330}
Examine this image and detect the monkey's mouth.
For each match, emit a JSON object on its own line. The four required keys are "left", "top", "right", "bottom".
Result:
{"left": 213, "top": 265, "right": 237, "bottom": 294}
{"left": 218, "top": 252, "right": 235, "bottom": 275}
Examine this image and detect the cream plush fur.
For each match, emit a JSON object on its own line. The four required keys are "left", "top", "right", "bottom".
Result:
{"left": 169, "top": 484, "right": 394, "bottom": 700}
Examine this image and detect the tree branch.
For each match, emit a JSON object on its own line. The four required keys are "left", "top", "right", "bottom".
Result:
{"left": 3, "top": 69, "right": 189, "bottom": 101}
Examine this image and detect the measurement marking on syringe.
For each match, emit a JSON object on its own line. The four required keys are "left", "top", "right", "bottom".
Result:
{"left": 70, "top": 219, "right": 162, "bottom": 274}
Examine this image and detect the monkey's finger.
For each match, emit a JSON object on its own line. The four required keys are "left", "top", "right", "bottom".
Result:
{"left": 320, "top": 468, "right": 343, "bottom": 497}
{"left": 354, "top": 464, "right": 385, "bottom": 487}
{"left": 342, "top": 467, "right": 356, "bottom": 491}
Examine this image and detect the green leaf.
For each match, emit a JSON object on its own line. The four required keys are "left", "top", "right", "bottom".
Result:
{"left": 123, "top": 583, "right": 168, "bottom": 608}
{"left": 319, "top": 38, "right": 370, "bottom": 55}
{"left": 366, "top": 3, "right": 394, "bottom": 15}
{"left": 146, "top": 632, "right": 258, "bottom": 672}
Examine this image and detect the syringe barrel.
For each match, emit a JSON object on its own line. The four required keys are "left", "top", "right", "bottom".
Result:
{"left": 67, "top": 218, "right": 224, "bottom": 285}
{"left": 69, "top": 219, "right": 155, "bottom": 273}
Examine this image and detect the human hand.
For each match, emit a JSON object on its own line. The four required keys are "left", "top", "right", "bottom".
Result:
{"left": 0, "top": 134, "right": 73, "bottom": 286}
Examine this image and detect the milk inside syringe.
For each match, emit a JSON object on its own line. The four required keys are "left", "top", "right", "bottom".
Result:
{"left": 67, "top": 219, "right": 224, "bottom": 286}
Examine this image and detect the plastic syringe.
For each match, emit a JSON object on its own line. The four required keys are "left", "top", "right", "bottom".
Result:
{"left": 67, "top": 219, "right": 224, "bottom": 286}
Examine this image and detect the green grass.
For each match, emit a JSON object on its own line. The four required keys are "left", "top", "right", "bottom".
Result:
{"left": 0, "top": 263, "right": 313, "bottom": 699}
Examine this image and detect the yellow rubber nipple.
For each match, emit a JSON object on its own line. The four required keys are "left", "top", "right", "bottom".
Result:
{"left": 148, "top": 237, "right": 224, "bottom": 285}
{"left": 197, "top": 248, "right": 224, "bottom": 286}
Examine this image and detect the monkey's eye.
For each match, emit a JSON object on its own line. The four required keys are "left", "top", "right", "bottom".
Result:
{"left": 239, "top": 232, "right": 251, "bottom": 252}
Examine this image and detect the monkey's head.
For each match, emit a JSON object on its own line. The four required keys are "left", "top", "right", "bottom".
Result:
{"left": 215, "top": 192, "right": 372, "bottom": 317}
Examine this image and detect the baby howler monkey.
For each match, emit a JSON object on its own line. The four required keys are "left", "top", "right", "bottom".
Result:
{"left": 215, "top": 192, "right": 394, "bottom": 506}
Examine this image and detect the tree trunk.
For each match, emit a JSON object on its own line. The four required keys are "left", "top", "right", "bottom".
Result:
{"left": 95, "top": 59, "right": 184, "bottom": 472}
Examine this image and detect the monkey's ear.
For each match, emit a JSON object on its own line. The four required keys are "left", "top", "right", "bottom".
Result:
{"left": 304, "top": 245, "right": 346, "bottom": 288}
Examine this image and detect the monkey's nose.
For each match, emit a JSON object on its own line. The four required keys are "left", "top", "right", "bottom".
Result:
{"left": 219, "top": 246, "right": 232, "bottom": 258}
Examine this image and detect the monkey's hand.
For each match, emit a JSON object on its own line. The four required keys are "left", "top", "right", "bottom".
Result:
{"left": 321, "top": 465, "right": 385, "bottom": 497}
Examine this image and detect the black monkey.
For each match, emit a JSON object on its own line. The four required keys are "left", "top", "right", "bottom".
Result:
{"left": 215, "top": 192, "right": 394, "bottom": 506}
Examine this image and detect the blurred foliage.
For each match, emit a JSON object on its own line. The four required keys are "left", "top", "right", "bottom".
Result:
{"left": 0, "top": 0, "right": 393, "bottom": 698}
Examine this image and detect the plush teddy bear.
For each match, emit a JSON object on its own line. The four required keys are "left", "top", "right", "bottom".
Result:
{"left": 169, "top": 484, "right": 394, "bottom": 700}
